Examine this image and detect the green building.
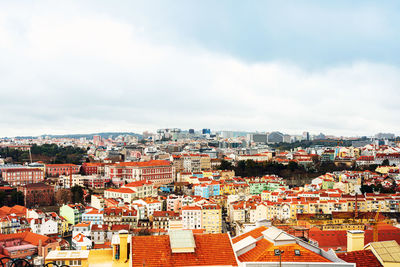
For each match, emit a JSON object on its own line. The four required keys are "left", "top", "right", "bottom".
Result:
{"left": 60, "top": 204, "right": 85, "bottom": 225}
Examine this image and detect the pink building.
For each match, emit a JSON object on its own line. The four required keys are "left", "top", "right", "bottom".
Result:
{"left": 46, "top": 164, "right": 80, "bottom": 177}
{"left": 2, "top": 168, "right": 44, "bottom": 186}
{"left": 106, "top": 160, "right": 173, "bottom": 186}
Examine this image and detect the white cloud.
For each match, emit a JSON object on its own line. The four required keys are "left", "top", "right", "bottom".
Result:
{"left": 0, "top": 1, "right": 399, "bottom": 137}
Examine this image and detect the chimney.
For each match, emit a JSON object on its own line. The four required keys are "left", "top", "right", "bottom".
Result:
{"left": 116, "top": 230, "right": 129, "bottom": 262}
{"left": 347, "top": 230, "right": 364, "bottom": 252}
{"left": 38, "top": 239, "right": 43, "bottom": 256}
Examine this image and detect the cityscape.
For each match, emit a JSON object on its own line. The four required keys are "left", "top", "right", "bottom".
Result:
{"left": 1, "top": 130, "right": 400, "bottom": 266}
{"left": 2, "top": 1, "right": 400, "bottom": 267}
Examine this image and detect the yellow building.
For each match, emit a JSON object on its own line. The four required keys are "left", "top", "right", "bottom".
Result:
{"left": 200, "top": 155, "right": 211, "bottom": 170}
{"left": 45, "top": 250, "right": 90, "bottom": 267}
{"left": 333, "top": 181, "right": 354, "bottom": 194}
{"left": 201, "top": 205, "right": 222, "bottom": 233}
{"left": 375, "top": 166, "right": 399, "bottom": 174}
{"left": 220, "top": 183, "right": 249, "bottom": 195}
{"left": 45, "top": 231, "right": 131, "bottom": 267}
{"left": 261, "top": 191, "right": 271, "bottom": 201}
{"left": 202, "top": 171, "right": 213, "bottom": 178}
{"left": 289, "top": 201, "right": 310, "bottom": 219}
{"left": 59, "top": 217, "right": 70, "bottom": 237}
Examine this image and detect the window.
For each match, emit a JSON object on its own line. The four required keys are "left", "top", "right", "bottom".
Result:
{"left": 70, "top": 260, "right": 81, "bottom": 266}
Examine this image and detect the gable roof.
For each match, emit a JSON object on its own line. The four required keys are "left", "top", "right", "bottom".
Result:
{"left": 309, "top": 225, "right": 400, "bottom": 250}
{"left": 237, "top": 238, "right": 331, "bottom": 263}
{"left": 0, "top": 232, "right": 51, "bottom": 246}
{"left": 337, "top": 250, "right": 383, "bottom": 267}
{"left": 131, "top": 233, "right": 238, "bottom": 266}
{"left": 232, "top": 226, "right": 268, "bottom": 243}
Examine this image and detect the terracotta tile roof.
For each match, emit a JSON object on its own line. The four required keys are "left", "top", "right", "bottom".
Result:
{"left": 91, "top": 224, "right": 108, "bottom": 231}
{"left": 73, "top": 233, "right": 86, "bottom": 242}
{"left": 110, "top": 224, "right": 130, "bottom": 231}
{"left": 152, "top": 211, "right": 179, "bottom": 217}
{"left": 105, "top": 188, "right": 135, "bottom": 194}
{"left": 0, "top": 205, "right": 27, "bottom": 216}
{"left": 309, "top": 226, "right": 400, "bottom": 250}
{"left": 93, "top": 242, "right": 111, "bottom": 249}
{"left": 337, "top": 250, "right": 382, "bottom": 267}
{"left": 232, "top": 226, "right": 268, "bottom": 243}
{"left": 0, "top": 232, "right": 51, "bottom": 246}
{"left": 85, "top": 209, "right": 103, "bottom": 215}
{"left": 181, "top": 206, "right": 201, "bottom": 210}
{"left": 46, "top": 164, "right": 78, "bottom": 167}
{"left": 125, "top": 180, "right": 153, "bottom": 187}
{"left": 131, "top": 233, "right": 238, "bottom": 267}
{"left": 75, "top": 222, "right": 91, "bottom": 228}
{"left": 238, "top": 238, "right": 331, "bottom": 263}
{"left": 117, "top": 160, "right": 171, "bottom": 167}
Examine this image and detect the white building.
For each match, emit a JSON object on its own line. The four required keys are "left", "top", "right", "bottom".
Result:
{"left": 28, "top": 218, "right": 58, "bottom": 235}
{"left": 82, "top": 209, "right": 104, "bottom": 225}
{"left": 131, "top": 198, "right": 162, "bottom": 218}
{"left": 181, "top": 206, "right": 202, "bottom": 230}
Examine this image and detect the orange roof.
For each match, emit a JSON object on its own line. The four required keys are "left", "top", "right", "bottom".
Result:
{"left": 75, "top": 222, "right": 91, "bottom": 228}
{"left": 0, "top": 232, "right": 50, "bottom": 246}
{"left": 131, "top": 233, "right": 238, "bottom": 266}
{"left": 181, "top": 206, "right": 201, "bottom": 210}
{"left": 73, "top": 233, "right": 86, "bottom": 242}
{"left": 232, "top": 226, "right": 268, "bottom": 243}
{"left": 93, "top": 242, "right": 111, "bottom": 249}
{"left": 238, "top": 238, "right": 332, "bottom": 263}
{"left": 85, "top": 209, "right": 102, "bottom": 215}
{"left": 0, "top": 205, "right": 27, "bottom": 216}
{"left": 337, "top": 250, "right": 382, "bottom": 267}
{"left": 125, "top": 180, "right": 153, "bottom": 187}
{"left": 105, "top": 188, "right": 135, "bottom": 194}
{"left": 116, "top": 160, "right": 171, "bottom": 167}
{"left": 46, "top": 164, "right": 78, "bottom": 167}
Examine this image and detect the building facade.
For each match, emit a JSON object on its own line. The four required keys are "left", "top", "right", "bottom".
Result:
{"left": 2, "top": 168, "right": 44, "bottom": 186}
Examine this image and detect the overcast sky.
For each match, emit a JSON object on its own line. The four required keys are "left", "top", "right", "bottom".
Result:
{"left": 1, "top": 1, "right": 400, "bottom": 137}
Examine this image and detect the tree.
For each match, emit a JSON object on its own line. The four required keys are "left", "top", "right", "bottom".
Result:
{"left": 361, "top": 184, "right": 373, "bottom": 194}
{"left": 11, "top": 191, "right": 24, "bottom": 206}
{"left": 71, "top": 186, "right": 84, "bottom": 204}
{"left": 0, "top": 191, "right": 5, "bottom": 206}
{"left": 55, "top": 189, "right": 72, "bottom": 205}
{"left": 218, "top": 160, "right": 233, "bottom": 170}
{"left": 288, "top": 161, "right": 299, "bottom": 171}
{"left": 137, "top": 229, "right": 151, "bottom": 236}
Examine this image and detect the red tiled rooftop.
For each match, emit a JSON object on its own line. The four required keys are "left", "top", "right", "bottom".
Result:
{"left": 117, "top": 160, "right": 171, "bottom": 167}
{"left": 238, "top": 238, "right": 331, "bottom": 263}
{"left": 105, "top": 188, "right": 135, "bottom": 194}
{"left": 0, "top": 232, "right": 50, "bottom": 246}
{"left": 125, "top": 180, "right": 153, "bottom": 187}
{"left": 232, "top": 226, "right": 268, "bottom": 243}
{"left": 337, "top": 250, "right": 382, "bottom": 267}
{"left": 93, "top": 242, "right": 111, "bottom": 249}
{"left": 46, "top": 164, "right": 78, "bottom": 167}
{"left": 309, "top": 225, "right": 400, "bottom": 250}
{"left": 75, "top": 222, "right": 90, "bottom": 228}
{"left": 131, "top": 233, "right": 238, "bottom": 267}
